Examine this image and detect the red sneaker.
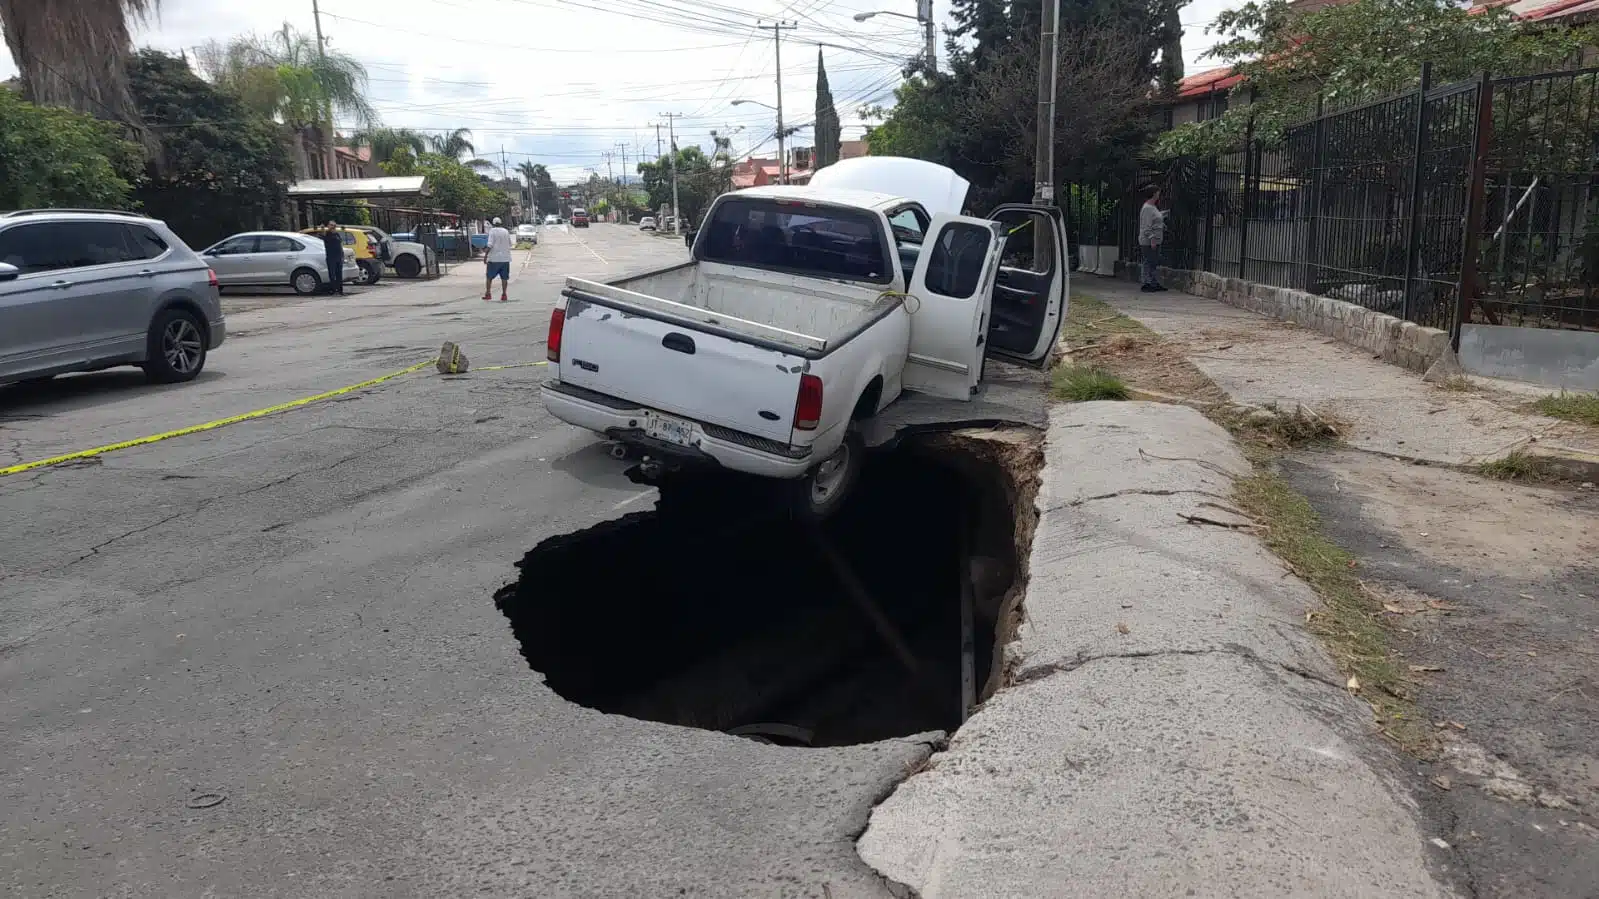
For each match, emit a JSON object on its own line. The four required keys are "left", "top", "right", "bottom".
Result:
{"left": 500, "top": 293, "right": 509, "bottom": 303}
{"left": 481, "top": 292, "right": 492, "bottom": 300}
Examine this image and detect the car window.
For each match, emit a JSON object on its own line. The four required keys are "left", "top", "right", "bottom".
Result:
{"left": 698, "top": 197, "right": 892, "bottom": 283}
{"left": 212, "top": 236, "right": 258, "bottom": 256}
{"left": 923, "top": 222, "right": 992, "bottom": 299}
{"left": 257, "top": 235, "right": 300, "bottom": 253}
{"left": 888, "top": 207, "right": 928, "bottom": 245}
{"left": 0, "top": 221, "right": 136, "bottom": 274}
{"left": 123, "top": 224, "right": 169, "bottom": 261}
{"left": 995, "top": 212, "right": 1056, "bottom": 275}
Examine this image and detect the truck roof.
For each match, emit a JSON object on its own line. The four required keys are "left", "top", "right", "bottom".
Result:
{"left": 731, "top": 185, "right": 911, "bottom": 213}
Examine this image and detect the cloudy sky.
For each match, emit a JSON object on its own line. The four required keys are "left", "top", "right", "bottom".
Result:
{"left": 1, "top": 0, "right": 1238, "bottom": 184}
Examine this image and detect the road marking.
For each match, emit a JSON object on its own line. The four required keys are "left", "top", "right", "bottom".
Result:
{"left": 574, "top": 238, "right": 609, "bottom": 265}
{"left": 0, "top": 360, "right": 549, "bottom": 478}
{"left": 612, "top": 491, "right": 652, "bottom": 510}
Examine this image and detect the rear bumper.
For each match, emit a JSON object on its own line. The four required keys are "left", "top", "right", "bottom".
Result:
{"left": 208, "top": 317, "right": 226, "bottom": 349}
{"left": 542, "top": 380, "right": 814, "bottom": 479}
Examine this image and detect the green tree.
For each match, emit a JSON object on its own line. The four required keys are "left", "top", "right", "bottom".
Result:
{"left": 126, "top": 50, "right": 294, "bottom": 248}
{"left": 0, "top": 87, "right": 138, "bottom": 209}
{"left": 516, "top": 160, "right": 558, "bottom": 213}
{"left": 638, "top": 146, "right": 724, "bottom": 225}
{"left": 1155, "top": 0, "right": 1597, "bottom": 158}
{"left": 196, "top": 24, "right": 376, "bottom": 175}
{"left": 381, "top": 150, "right": 505, "bottom": 219}
{"left": 0, "top": 0, "right": 159, "bottom": 154}
{"left": 349, "top": 127, "right": 428, "bottom": 165}
{"left": 426, "top": 127, "right": 496, "bottom": 172}
{"left": 814, "top": 47, "right": 841, "bottom": 169}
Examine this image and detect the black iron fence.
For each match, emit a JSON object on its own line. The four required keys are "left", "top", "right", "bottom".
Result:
{"left": 1119, "top": 66, "right": 1599, "bottom": 340}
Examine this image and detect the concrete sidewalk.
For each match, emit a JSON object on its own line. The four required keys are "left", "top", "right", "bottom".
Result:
{"left": 857, "top": 402, "right": 1450, "bottom": 898}
{"left": 1080, "top": 276, "right": 1599, "bottom": 471}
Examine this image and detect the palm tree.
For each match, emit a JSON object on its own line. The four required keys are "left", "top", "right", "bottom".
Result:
{"left": 427, "top": 128, "right": 476, "bottom": 158}
{"left": 0, "top": 0, "right": 160, "bottom": 153}
{"left": 196, "top": 24, "right": 376, "bottom": 177}
{"left": 349, "top": 127, "right": 427, "bottom": 167}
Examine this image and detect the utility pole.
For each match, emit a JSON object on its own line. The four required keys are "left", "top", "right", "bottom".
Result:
{"left": 617, "top": 142, "right": 630, "bottom": 223}
{"left": 659, "top": 113, "right": 684, "bottom": 234}
{"left": 918, "top": 0, "right": 937, "bottom": 73}
{"left": 1032, "top": 0, "right": 1060, "bottom": 205}
{"left": 500, "top": 145, "right": 508, "bottom": 181}
{"left": 311, "top": 0, "right": 336, "bottom": 179}
{"left": 759, "top": 21, "right": 796, "bottom": 184}
{"left": 652, "top": 123, "right": 664, "bottom": 160}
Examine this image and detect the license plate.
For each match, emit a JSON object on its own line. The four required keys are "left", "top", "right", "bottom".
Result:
{"left": 646, "top": 413, "right": 694, "bottom": 447}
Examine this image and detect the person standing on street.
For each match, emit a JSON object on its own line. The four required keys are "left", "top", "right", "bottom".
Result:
{"left": 321, "top": 220, "right": 345, "bottom": 296}
{"left": 1138, "top": 186, "right": 1167, "bottom": 293}
{"left": 483, "top": 217, "right": 513, "bottom": 302}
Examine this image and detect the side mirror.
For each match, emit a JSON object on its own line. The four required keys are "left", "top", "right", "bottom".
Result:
{"left": 0, "top": 261, "right": 17, "bottom": 282}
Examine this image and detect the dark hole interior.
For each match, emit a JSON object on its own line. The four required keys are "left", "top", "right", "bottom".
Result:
{"left": 493, "top": 443, "right": 1022, "bottom": 747}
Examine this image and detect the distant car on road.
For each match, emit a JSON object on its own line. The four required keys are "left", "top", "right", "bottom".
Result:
{"left": 205, "top": 230, "right": 358, "bottom": 296}
{"left": 544, "top": 214, "right": 561, "bottom": 226}
{"left": 516, "top": 223, "right": 539, "bottom": 245}
{"left": 571, "top": 208, "right": 590, "bottom": 228}
{"left": 0, "top": 208, "right": 225, "bottom": 386}
{"left": 639, "top": 216, "right": 657, "bottom": 231}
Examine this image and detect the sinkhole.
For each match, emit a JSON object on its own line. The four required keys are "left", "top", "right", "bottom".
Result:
{"left": 493, "top": 429, "right": 1042, "bottom": 748}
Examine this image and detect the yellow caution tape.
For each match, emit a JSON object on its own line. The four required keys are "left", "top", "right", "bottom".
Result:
{"left": 0, "top": 359, "right": 548, "bottom": 478}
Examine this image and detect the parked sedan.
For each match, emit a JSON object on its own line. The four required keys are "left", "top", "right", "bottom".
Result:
{"left": 515, "top": 223, "right": 539, "bottom": 245}
{"left": 202, "top": 231, "right": 359, "bottom": 295}
{"left": 638, "top": 216, "right": 657, "bottom": 231}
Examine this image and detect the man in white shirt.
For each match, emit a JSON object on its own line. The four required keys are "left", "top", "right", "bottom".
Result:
{"left": 483, "top": 217, "right": 514, "bottom": 302}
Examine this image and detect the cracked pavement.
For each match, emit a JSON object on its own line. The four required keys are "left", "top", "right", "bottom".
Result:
{"left": 855, "top": 401, "right": 1451, "bottom": 898}
{"left": 1, "top": 225, "right": 930, "bottom": 897}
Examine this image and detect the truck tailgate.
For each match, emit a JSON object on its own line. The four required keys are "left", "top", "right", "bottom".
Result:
{"left": 559, "top": 295, "right": 805, "bottom": 444}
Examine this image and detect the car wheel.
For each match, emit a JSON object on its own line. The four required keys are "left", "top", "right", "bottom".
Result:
{"left": 291, "top": 267, "right": 322, "bottom": 296}
{"left": 394, "top": 254, "right": 421, "bottom": 279}
{"left": 793, "top": 432, "right": 861, "bottom": 521}
{"left": 143, "top": 307, "right": 207, "bottom": 384}
{"left": 357, "top": 260, "right": 381, "bottom": 285}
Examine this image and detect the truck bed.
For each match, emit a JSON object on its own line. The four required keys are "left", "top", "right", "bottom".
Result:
{"left": 572, "top": 262, "right": 899, "bottom": 358}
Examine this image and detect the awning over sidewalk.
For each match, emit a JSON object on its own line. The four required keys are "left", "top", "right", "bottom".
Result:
{"left": 287, "top": 176, "right": 428, "bottom": 200}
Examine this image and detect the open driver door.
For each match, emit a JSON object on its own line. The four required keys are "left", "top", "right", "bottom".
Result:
{"left": 901, "top": 213, "right": 1008, "bottom": 400}
{"left": 983, "top": 204, "right": 1067, "bottom": 367}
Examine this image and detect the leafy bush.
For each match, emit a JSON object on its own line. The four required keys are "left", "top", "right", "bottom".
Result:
{"left": 0, "top": 89, "right": 139, "bottom": 210}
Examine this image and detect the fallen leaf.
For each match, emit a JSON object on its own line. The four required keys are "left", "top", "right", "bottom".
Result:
{"left": 1519, "top": 593, "right": 1535, "bottom": 600}
{"left": 1449, "top": 720, "right": 1467, "bottom": 731}
{"left": 1431, "top": 775, "right": 1453, "bottom": 791}
{"left": 1431, "top": 838, "right": 1452, "bottom": 850}
{"left": 1409, "top": 665, "right": 1445, "bottom": 673}
{"left": 1346, "top": 675, "right": 1361, "bottom": 692}
{"left": 1115, "top": 622, "right": 1130, "bottom": 635}
{"left": 1527, "top": 651, "right": 1539, "bottom": 657}
{"left": 1383, "top": 603, "right": 1407, "bottom": 614}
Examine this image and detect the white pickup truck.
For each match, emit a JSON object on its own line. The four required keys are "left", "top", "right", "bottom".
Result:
{"left": 542, "top": 157, "right": 1066, "bottom": 516}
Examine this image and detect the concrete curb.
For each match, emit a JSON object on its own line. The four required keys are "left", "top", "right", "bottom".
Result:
{"left": 856, "top": 402, "right": 1451, "bottom": 898}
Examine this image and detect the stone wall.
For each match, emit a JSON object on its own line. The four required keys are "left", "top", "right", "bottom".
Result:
{"left": 1159, "top": 267, "right": 1451, "bottom": 375}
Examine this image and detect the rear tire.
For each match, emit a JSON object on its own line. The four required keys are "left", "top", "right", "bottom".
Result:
{"left": 142, "top": 307, "right": 207, "bottom": 384}
{"left": 357, "top": 260, "right": 382, "bottom": 285}
{"left": 394, "top": 254, "right": 421, "bottom": 278}
{"left": 793, "top": 432, "right": 861, "bottom": 521}
{"left": 291, "top": 267, "right": 322, "bottom": 296}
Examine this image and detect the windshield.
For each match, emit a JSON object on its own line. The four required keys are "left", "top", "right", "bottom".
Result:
{"left": 697, "top": 197, "right": 890, "bottom": 284}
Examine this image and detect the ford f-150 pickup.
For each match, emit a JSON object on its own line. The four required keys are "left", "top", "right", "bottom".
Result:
{"left": 541, "top": 157, "right": 1067, "bottom": 517}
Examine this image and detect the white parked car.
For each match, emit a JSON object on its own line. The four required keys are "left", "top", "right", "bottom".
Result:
{"left": 542, "top": 157, "right": 1067, "bottom": 517}
{"left": 361, "top": 226, "right": 433, "bottom": 279}
{"left": 516, "top": 223, "right": 539, "bottom": 245}
{"left": 638, "top": 217, "right": 657, "bottom": 231}
{"left": 203, "top": 231, "right": 359, "bottom": 295}
{"left": 544, "top": 214, "right": 561, "bottom": 226}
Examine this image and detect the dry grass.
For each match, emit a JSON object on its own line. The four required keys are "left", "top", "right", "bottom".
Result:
{"left": 1233, "top": 472, "right": 1429, "bottom": 751}
{"left": 1530, "top": 392, "right": 1599, "bottom": 427}
{"left": 1473, "top": 449, "right": 1578, "bottom": 484}
{"left": 1211, "top": 403, "right": 1346, "bottom": 452}
{"left": 1061, "top": 295, "right": 1228, "bottom": 405}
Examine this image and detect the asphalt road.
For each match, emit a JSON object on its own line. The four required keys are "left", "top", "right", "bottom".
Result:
{"left": 1, "top": 224, "right": 930, "bottom": 898}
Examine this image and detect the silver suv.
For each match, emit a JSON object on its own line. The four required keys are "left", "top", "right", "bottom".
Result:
{"left": 0, "top": 209, "right": 225, "bottom": 387}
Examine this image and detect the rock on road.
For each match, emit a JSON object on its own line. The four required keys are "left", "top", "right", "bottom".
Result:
{"left": 0, "top": 224, "right": 929, "bottom": 898}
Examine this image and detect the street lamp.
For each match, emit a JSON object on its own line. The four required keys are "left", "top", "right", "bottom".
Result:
{"left": 853, "top": 4, "right": 936, "bottom": 73}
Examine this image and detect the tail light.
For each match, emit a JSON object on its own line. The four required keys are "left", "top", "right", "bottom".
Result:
{"left": 207, "top": 269, "right": 218, "bottom": 289}
{"left": 794, "top": 374, "right": 823, "bottom": 430}
{"left": 547, "top": 307, "right": 565, "bottom": 363}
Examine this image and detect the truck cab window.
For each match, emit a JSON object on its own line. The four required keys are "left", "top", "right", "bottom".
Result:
{"left": 923, "top": 223, "right": 992, "bottom": 299}
{"left": 698, "top": 197, "right": 891, "bottom": 284}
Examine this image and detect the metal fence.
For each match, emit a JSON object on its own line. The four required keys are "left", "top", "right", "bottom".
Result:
{"left": 1130, "top": 66, "right": 1599, "bottom": 341}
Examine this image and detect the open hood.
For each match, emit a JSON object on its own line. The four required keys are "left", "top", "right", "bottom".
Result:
{"left": 807, "top": 156, "right": 970, "bottom": 217}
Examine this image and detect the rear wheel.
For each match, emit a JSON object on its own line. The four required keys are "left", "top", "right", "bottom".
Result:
{"left": 142, "top": 308, "right": 207, "bottom": 383}
{"left": 793, "top": 432, "right": 861, "bottom": 521}
{"left": 356, "top": 259, "right": 382, "bottom": 285}
{"left": 291, "top": 267, "right": 321, "bottom": 296}
{"left": 394, "top": 254, "right": 421, "bottom": 278}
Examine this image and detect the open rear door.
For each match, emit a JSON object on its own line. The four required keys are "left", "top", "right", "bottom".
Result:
{"left": 984, "top": 204, "right": 1067, "bottom": 367}
{"left": 902, "top": 213, "right": 1007, "bottom": 400}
